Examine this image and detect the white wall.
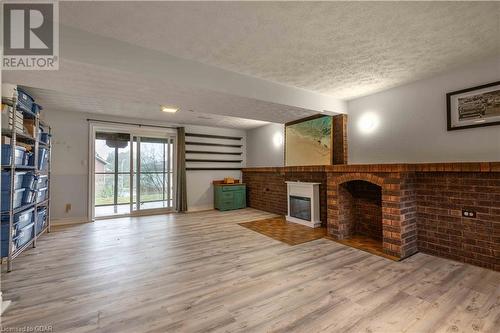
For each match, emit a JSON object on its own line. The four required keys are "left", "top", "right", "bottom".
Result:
{"left": 183, "top": 124, "right": 246, "bottom": 211}
{"left": 347, "top": 57, "right": 500, "bottom": 163}
{"left": 245, "top": 58, "right": 500, "bottom": 165}
{"left": 42, "top": 109, "right": 245, "bottom": 223}
{"left": 246, "top": 123, "right": 284, "bottom": 167}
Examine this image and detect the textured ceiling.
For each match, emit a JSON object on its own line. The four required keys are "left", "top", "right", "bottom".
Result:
{"left": 23, "top": 87, "right": 269, "bottom": 130}
{"left": 60, "top": 1, "right": 500, "bottom": 99}
{"left": 5, "top": 59, "right": 313, "bottom": 129}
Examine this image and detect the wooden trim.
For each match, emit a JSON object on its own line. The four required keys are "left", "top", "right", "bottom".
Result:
{"left": 212, "top": 179, "right": 241, "bottom": 185}
{"left": 330, "top": 117, "right": 334, "bottom": 165}
{"left": 185, "top": 133, "right": 242, "bottom": 140}
{"left": 285, "top": 113, "right": 326, "bottom": 126}
{"left": 332, "top": 114, "right": 348, "bottom": 165}
{"left": 242, "top": 162, "right": 500, "bottom": 173}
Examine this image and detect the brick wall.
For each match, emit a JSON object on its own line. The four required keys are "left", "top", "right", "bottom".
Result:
{"left": 243, "top": 171, "right": 287, "bottom": 216}
{"left": 242, "top": 163, "right": 500, "bottom": 270}
{"left": 416, "top": 172, "right": 500, "bottom": 271}
{"left": 242, "top": 169, "right": 328, "bottom": 226}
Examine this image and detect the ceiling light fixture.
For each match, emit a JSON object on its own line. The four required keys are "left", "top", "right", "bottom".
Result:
{"left": 161, "top": 105, "right": 178, "bottom": 113}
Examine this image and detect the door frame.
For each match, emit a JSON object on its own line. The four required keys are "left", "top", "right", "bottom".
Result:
{"left": 88, "top": 121, "right": 177, "bottom": 221}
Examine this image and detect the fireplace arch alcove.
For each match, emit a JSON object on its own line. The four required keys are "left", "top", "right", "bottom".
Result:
{"left": 327, "top": 172, "right": 410, "bottom": 259}
{"left": 337, "top": 180, "right": 383, "bottom": 242}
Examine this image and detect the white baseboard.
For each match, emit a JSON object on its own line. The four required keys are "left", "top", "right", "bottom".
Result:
{"left": 51, "top": 217, "right": 90, "bottom": 226}
{"left": 188, "top": 204, "right": 213, "bottom": 212}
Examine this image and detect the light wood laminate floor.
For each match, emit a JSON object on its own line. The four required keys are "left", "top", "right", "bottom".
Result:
{"left": 1, "top": 208, "right": 499, "bottom": 332}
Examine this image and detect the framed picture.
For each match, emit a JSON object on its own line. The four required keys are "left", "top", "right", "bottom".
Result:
{"left": 285, "top": 114, "right": 332, "bottom": 166}
{"left": 447, "top": 81, "right": 500, "bottom": 131}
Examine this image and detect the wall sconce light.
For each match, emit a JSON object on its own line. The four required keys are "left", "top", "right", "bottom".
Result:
{"left": 273, "top": 132, "right": 284, "bottom": 147}
{"left": 358, "top": 112, "right": 379, "bottom": 134}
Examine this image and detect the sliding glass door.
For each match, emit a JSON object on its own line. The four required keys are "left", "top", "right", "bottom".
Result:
{"left": 94, "top": 132, "right": 132, "bottom": 217}
{"left": 91, "top": 126, "right": 176, "bottom": 219}
{"left": 133, "top": 136, "right": 174, "bottom": 211}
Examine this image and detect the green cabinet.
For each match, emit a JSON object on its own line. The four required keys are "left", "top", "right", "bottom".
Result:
{"left": 214, "top": 184, "right": 246, "bottom": 211}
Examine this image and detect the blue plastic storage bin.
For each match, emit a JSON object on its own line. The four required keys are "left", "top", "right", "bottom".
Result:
{"left": 1, "top": 222, "right": 15, "bottom": 240}
{"left": 14, "top": 222, "right": 34, "bottom": 249}
{"left": 39, "top": 132, "right": 51, "bottom": 144}
{"left": 36, "top": 175, "right": 48, "bottom": 189}
{"left": 32, "top": 103, "right": 43, "bottom": 114}
{"left": 16, "top": 88, "right": 35, "bottom": 113}
{"left": 1, "top": 171, "right": 27, "bottom": 190}
{"left": 35, "top": 207, "right": 47, "bottom": 233}
{"left": 1, "top": 188, "right": 25, "bottom": 211}
{"left": 1, "top": 214, "right": 35, "bottom": 257}
{"left": 36, "top": 187, "right": 48, "bottom": 203}
{"left": 1, "top": 145, "right": 26, "bottom": 166}
{"left": 1, "top": 240, "right": 12, "bottom": 257}
{"left": 22, "top": 189, "right": 36, "bottom": 205}
{"left": 1, "top": 207, "right": 35, "bottom": 238}
{"left": 29, "top": 147, "right": 48, "bottom": 170}
{"left": 13, "top": 208, "right": 35, "bottom": 229}
{"left": 21, "top": 172, "right": 38, "bottom": 190}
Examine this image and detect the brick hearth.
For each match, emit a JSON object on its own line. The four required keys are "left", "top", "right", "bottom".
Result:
{"left": 242, "top": 163, "right": 500, "bottom": 270}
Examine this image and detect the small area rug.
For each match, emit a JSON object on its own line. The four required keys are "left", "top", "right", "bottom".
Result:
{"left": 239, "top": 216, "right": 326, "bottom": 246}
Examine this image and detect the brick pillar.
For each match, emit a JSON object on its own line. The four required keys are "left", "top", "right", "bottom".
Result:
{"left": 326, "top": 172, "right": 341, "bottom": 238}
{"left": 332, "top": 114, "right": 348, "bottom": 165}
{"left": 399, "top": 173, "right": 418, "bottom": 258}
{"left": 381, "top": 172, "right": 418, "bottom": 258}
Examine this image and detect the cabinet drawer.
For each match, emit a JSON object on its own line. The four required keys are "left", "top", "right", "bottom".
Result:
{"left": 222, "top": 185, "right": 245, "bottom": 192}
{"left": 218, "top": 200, "right": 235, "bottom": 211}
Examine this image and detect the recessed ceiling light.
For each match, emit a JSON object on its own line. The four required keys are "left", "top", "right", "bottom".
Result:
{"left": 161, "top": 106, "right": 178, "bottom": 113}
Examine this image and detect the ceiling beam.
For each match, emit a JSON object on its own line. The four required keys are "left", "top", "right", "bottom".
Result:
{"left": 58, "top": 25, "right": 346, "bottom": 114}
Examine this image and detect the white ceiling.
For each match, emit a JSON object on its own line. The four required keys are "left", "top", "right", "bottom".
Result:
{"left": 60, "top": 1, "right": 500, "bottom": 99}
{"left": 7, "top": 59, "right": 314, "bottom": 129}
{"left": 4, "top": 1, "right": 500, "bottom": 129}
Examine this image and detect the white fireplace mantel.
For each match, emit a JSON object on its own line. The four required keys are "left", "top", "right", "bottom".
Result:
{"left": 285, "top": 181, "right": 321, "bottom": 228}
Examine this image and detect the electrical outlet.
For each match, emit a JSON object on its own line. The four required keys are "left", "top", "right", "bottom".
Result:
{"left": 462, "top": 208, "right": 476, "bottom": 218}
{"left": 65, "top": 203, "right": 72, "bottom": 213}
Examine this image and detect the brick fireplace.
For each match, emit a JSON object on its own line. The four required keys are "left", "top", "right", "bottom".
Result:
{"left": 242, "top": 163, "right": 500, "bottom": 270}
{"left": 327, "top": 171, "right": 418, "bottom": 259}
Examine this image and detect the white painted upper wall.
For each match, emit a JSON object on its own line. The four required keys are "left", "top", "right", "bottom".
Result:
{"left": 347, "top": 57, "right": 500, "bottom": 163}
{"left": 246, "top": 123, "right": 285, "bottom": 167}
{"left": 246, "top": 58, "right": 500, "bottom": 166}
